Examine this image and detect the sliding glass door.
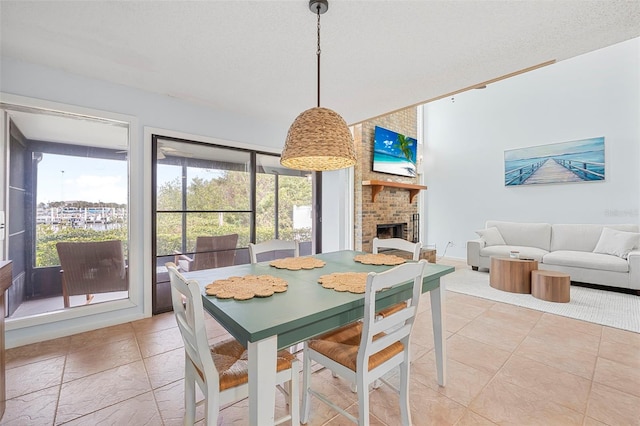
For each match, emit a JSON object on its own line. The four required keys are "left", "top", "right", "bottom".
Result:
{"left": 152, "top": 136, "right": 313, "bottom": 313}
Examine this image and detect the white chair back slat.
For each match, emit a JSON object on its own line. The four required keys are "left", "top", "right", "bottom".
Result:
{"left": 372, "top": 237, "right": 422, "bottom": 261}
{"left": 371, "top": 307, "right": 415, "bottom": 335}
{"left": 248, "top": 239, "right": 300, "bottom": 264}
{"left": 368, "top": 325, "right": 412, "bottom": 355}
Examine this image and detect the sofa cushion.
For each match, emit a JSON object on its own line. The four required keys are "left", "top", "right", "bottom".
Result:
{"left": 542, "top": 250, "right": 629, "bottom": 273}
{"left": 475, "top": 227, "right": 506, "bottom": 246}
{"left": 593, "top": 228, "right": 640, "bottom": 259}
{"left": 480, "top": 245, "right": 548, "bottom": 262}
{"left": 486, "top": 221, "right": 551, "bottom": 251}
{"left": 550, "top": 224, "right": 639, "bottom": 252}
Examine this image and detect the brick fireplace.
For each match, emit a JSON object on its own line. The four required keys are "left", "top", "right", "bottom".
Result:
{"left": 352, "top": 106, "right": 423, "bottom": 253}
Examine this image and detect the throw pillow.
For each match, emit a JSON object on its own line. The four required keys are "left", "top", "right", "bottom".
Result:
{"left": 475, "top": 227, "right": 506, "bottom": 246}
{"left": 593, "top": 227, "right": 640, "bottom": 259}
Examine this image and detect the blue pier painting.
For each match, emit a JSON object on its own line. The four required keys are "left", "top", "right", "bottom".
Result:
{"left": 372, "top": 126, "right": 417, "bottom": 178}
{"left": 504, "top": 137, "right": 605, "bottom": 186}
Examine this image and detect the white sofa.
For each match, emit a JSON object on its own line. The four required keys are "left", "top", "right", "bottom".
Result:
{"left": 467, "top": 221, "right": 640, "bottom": 292}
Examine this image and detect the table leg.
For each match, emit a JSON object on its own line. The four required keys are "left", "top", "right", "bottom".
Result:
{"left": 430, "top": 282, "right": 447, "bottom": 386}
{"left": 248, "top": 335, "right": 278, "bottom": 425}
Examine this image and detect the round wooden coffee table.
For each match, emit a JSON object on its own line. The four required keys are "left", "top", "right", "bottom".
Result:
{"left": 489, "top": 257, "right": 538, "bottom": 293}
{"left": 531, "top": 270, "right": 570, "bottom": 302}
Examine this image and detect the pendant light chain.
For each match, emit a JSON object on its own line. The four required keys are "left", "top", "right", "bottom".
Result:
{"left": 281, "top": 0, "right": 356, "bottom": 172}
{"left": 316, "top": 4, "right": 321, "bottom": 108}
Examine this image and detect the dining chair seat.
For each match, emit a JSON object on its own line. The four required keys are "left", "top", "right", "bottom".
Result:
{"left": 307, "top": 322, "right": 404, "bottom": 372}
{"left": 211, "top": 338, "right": 296, "bottom": 391}
{"left": 374, "top": 302, "right": 407, "bottom": 319}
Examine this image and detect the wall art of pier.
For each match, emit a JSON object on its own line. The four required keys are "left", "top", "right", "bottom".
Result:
{"left": 504, "top": 137, "right": 605, "bottom": 187}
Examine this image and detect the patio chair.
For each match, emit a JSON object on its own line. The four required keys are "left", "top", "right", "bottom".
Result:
{"left": 165, "top": 262, "right": 300, "bottom": 426}
{"left": 175, "top": 234, "right": 238, "bottom": 271}
{"left": 301, "top": 260, "right": 428, "bottom": 425}
{"left": 248, "top": 239, "right": 299, "bottom": 264}
{"left": 56, "top": 239, "right": 128, "bottom": 308}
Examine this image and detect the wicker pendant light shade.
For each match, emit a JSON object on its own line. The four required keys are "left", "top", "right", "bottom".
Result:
{"left": 280, "top": 0, "right": 356, "bottom": 171}
{"left": 281, "top": 107, "right": 356, "bottom": 171}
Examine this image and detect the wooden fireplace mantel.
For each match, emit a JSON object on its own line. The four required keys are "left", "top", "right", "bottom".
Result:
{"left": 362, "top": 180, "right": 427, "bottom": 203}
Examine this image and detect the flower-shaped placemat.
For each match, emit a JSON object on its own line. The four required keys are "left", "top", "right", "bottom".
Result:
{"left": 353, "top": 253, "right": 406, "bottom": 266}
{"left": 205, "top": 274, "right": 288, "bottom": 300}
{"left": 317, "top": 272, "right": 369, "bottom": 294}
{"left": 269, "top": 256, "right": 326, "bottom": 270}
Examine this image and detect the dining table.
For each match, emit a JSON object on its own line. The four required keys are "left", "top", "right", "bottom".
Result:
{"left": 184, "top": 249, "right": 455, "bottom": 425}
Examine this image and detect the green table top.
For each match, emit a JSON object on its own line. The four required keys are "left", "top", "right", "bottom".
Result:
{"left": 185, "top": 250, "right": 454, "bottom": 350}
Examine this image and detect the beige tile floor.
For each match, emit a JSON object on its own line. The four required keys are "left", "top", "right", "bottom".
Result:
{"left": 2, "top": 261, "right": 640, "bottom": 425}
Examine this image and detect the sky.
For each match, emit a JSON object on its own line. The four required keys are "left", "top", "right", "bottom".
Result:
{"left": 504, "top": 137, "right": 604, "bottom": 162}
{"left": 38, "top": 154, "right": 127, "bottom": 205}
{"left": 37, "top": 153, "right": 220, "bottom": 205}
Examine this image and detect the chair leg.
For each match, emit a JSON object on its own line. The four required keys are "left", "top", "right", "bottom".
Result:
{"left": 357, "top": 372, "right": 369, "bottom": 426}
{"left": 301, "top": 345, "right": 312, "bottom": 424}
{"left": 289, "top": 360, "right": 300, "bottom": 426}
{"left": 61, "top": 275, "right": 70, "bottom": 308}
{"left": 399, "top": 358, "right": 411, "bottom": 425}
{"left": 205, "top": 379, "right": 219, "bottom": 426}
{"left": 430, "top": 285, "right": 447, "bottom": 387}
{"left": 184, "top": 364, "right": 197, "bottom": 425}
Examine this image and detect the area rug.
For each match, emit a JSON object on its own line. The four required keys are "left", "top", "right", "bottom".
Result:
{"left": 442, "top": 268, "right": 640, "bottom": 333}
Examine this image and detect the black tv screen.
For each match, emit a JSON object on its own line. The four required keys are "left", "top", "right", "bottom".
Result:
{"left": 372, "top": 126, "right": 417, "bottom": 177}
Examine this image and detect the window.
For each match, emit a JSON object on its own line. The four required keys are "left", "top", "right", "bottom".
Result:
{"left": 2, "top": 108, "right": 130, "bottom": 318}
{"left": 152, "top": 136, "right": 313, "bottom": 313}
{"left": 256, "top": 154, "right": 312, "bottom": 244}
{"left": 35, "top": 152, "right": 128, "bottom": 268}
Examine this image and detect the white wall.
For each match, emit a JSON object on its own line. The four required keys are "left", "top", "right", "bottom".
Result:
{"left": 321, "top": 167, "right": 354, "bottom": 252}
{"left": 423, "top": 38, "right": 640, "bottom": 260}
{"left": 1, "top": 57, "right": 286, "bottom": 148}
{"left": 0, "top": 57, "right": 294, "bottom": 346}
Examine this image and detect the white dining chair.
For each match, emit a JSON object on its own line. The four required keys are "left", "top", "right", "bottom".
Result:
{"left": 248, "top": 239, "right": 304, "bottom": 354}
{"left": 331, "top": 237, "right": 423, "bottom": 388}
{"left": 373, "top": 237, "right": 422, "bottom": 319}
{"left": 301, "top": 260, "right": 428, "bottom": 425}
{"left": 165, "top": 262, "right": 300, "bottom": 426}
{"left": 248, "top": 239, "right": 300, "bottom": 264}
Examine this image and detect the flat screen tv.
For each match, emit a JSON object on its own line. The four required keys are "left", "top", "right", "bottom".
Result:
{"left": 372, "top": 126, "right": 417, "bottom": 177}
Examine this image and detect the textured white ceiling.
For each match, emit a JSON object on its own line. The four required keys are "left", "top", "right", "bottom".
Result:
{"left": 1, "top": 0, "right": 639, "bottom": 133}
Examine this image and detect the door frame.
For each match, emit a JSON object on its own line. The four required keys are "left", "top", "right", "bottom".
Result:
{"left": 1, "top": 93, "right": 143, "bottom": 348}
